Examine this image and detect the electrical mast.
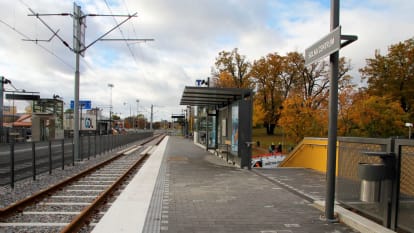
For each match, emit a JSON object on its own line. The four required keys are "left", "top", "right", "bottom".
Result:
{"left": 27, "top": 3, "right": 153, "bottom": 160}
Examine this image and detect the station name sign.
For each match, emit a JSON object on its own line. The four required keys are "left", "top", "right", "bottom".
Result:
{"left": 305, "top": 26, "right": 341, "bottom": 66}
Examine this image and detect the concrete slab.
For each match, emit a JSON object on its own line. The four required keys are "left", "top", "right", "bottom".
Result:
{"left": 91, "top": 137, "right": 168, "bottom": 233}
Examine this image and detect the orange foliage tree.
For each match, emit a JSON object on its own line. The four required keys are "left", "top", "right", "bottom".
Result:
{"left": 344, "top": 90, "right": 408, "bottom": 137}
{"left": 252, "top": 98, "right": 265, "bottom": 128}
{"left": 278, "top": 56, "right": 353, "bottom": 142}
{"left": 360, "top": 38, "right": 414, "bottom": 117}
{"left": 250, "top": 53, "right": 287, "bottom": 134}
{"left": 212, "top": 48, "right": 253, "bottom": 88}
{"left": 210, "top": 37, "right": 414, "bottom": 143}
{"left": 279, "top": 92, "right": 328, "bottom": 143}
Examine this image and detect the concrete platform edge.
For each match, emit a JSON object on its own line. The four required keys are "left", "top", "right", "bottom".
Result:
{"left": 313, "top": 200, "right": 395, "bottom": 233}
{"left": 91, "top": 136, "right": 169, "bottom": 233}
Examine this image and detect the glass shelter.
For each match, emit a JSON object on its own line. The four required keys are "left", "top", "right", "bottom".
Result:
{"left": 180, "top": 86, "right": 253, "bottom": 169}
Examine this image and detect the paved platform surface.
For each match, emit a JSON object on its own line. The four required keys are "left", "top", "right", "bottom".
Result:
{"left": 143, "top": 136, "right": 360, "bottom": 233}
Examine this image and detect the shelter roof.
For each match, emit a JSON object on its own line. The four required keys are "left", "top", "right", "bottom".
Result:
{"left": 179, "top": 86, "right": 252, "bottom": 107}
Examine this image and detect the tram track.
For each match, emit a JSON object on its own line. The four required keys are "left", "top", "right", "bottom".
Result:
{"left": 0, "top": 134, "right": 166, "bottom": 233}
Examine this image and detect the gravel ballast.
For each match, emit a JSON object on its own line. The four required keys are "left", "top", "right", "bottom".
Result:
{"left": 0, "top": 147, "right": 126, "bottom": 209}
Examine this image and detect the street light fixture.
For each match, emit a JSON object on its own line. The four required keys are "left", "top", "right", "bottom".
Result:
{"left": 405, "top": 122, "right": 413, "bottom": 139}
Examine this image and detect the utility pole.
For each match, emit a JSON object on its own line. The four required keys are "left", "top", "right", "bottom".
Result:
{"left": 27, "top": 4, "right": 153, "bottom": 160}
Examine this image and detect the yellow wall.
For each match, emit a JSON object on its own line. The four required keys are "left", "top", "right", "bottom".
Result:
{"left": 279, "top": 138, "right": 337, "bottom": 173}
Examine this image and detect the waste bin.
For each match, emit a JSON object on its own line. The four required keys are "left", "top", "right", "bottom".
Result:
{"left": 358, "top": 163, "right": 390, "bottom": 202}
{"left": 358, "top": 152, "right": 395, "bottom": 203}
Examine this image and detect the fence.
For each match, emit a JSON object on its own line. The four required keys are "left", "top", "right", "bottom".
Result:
{"left": 0, "top": 132, "right": 153, "bottom": 188}
{"left": 337, "top": 137, "right": 413, "bottom": 232}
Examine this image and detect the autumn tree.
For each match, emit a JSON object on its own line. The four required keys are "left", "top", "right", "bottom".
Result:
{"left": 136, "top": 114, "right": 147, "bottom": 129}
{"left": 212, "top": 48, "right": 252, "bottom": 88}
{"left": 279, "top": 92, "right": 328, "bottom": 143}
{"left": 338, "top": 85, "right": 358, "bottom": 136}
{"left": 349, "top": 90, "right": 408, "bottom": 137}
{"left": 278, "top": 56, "right": 353, "bottom": 142}
{"left": 278, "top": 54, "right": 329, "bottom": 143}
{"left": 252, "top": 98, "right": 265, "bottom": 128}
{"left": 214, "top": 72, "right": 235, "bottom": 88}
{"left": 360, "top": 38, "right": 414, "bottom": 117}
{"left": 250, "top": 52, "right": 291, "bottom": 134}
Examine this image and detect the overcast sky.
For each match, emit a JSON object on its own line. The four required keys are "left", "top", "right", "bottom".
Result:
{"left": 1, "top": 0, "right": 413, "bottom": 121}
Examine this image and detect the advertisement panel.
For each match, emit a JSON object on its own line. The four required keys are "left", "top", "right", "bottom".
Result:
{"left": 64, "top": 113, "right": 97, "bottom": 131}
{"left": 231, "top": 103, "right": 239, "bottom": 153}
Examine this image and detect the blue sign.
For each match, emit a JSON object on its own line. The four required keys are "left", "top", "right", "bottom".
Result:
{"left": 70, "top": 100, "right": 92, "bottom": 110}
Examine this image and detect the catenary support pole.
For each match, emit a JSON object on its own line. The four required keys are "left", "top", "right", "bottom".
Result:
{"left": 73, "top": 3, "right": 81, "bottom": 161}
{"left": 325, "top": 0, "right": 340, "bottom": 221}
{"left": 27, "top": 4, "right": 147, "bottom": 161}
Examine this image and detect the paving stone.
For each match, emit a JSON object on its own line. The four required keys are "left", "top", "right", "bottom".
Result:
{"left": 144, "top": 137, "right": 359, "bottom": 233}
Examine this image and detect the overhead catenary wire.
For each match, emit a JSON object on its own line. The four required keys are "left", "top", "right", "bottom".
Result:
{"left": 103, "top": 0, "right": 139, "bottom": 66}
{"left": 0, "top": 18, "right": 74, "bottom": 70}
{"left": 5, "top": 1, "right": 150, "bottom": 89}
{"left": 27, "top": 8, "right": 72, "bottom": 50}
{"left": 113, "top": 0, "right": 154, "bottom": 85}
{"left": 121, "top": 0, "right": 140, "bottom": 44}
{"left": 20, "top": 1, "right": 100, "bottom": 74}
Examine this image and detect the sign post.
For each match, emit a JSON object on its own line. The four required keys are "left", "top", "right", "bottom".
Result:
{"left": 304, "top": 0, "right": 357, "bottom": 222}
{"left": 325, "top": 0, "right": 340, "bottom": 222}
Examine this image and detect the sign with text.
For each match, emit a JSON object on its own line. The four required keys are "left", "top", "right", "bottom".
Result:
{"left": 70, "top": 100, "right": 91, "bottom": 110}
{"left": 305, "top": 26, "right": 341, "bottom": 66}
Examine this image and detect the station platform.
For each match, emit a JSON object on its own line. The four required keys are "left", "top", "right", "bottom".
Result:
{"left": 92, "top": 136, "right": 393, "bottom": 233}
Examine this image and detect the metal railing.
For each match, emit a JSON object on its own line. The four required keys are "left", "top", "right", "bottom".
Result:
{"left": 0, "top": 132, "right": 153, "bottom": 188}
{"left": 337, "top": 137, "right": 413, "bottom": 232}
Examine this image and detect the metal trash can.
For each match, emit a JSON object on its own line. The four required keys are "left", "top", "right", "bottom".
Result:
{"left": 360, "top": 179, "right": 380, "bottom": 202}
{"left": 358, "top": 163, "right": 389, "bottom": 202}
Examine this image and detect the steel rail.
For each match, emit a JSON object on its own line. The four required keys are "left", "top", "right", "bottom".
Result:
{"left": 0, "top": 134, "right": 162, "bottom": 217}
{"left": 60, "top": 148, "right": 150, "bottom": 232}
{"left": 62, "top": 134, "right": 165, "bottom": 232}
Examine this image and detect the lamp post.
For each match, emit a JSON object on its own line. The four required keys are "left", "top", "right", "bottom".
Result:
{"left": 108, "top": 83, "right": 114, "bottom": 134}
{"left": 405, "top": 123, "right": 413, "bottom": 139}
{"left": 136, "top": 99, "right": 139, "bottom": 129}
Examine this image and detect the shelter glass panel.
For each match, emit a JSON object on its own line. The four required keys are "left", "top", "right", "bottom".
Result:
{"left": 198, "top": 116, "right": 207, "bottom": 146}
{"left": 207, "top": 114, "right": 217, "bottom": 149}
{"left": 231, "top": 103, "right": 239, "bottom": 154}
